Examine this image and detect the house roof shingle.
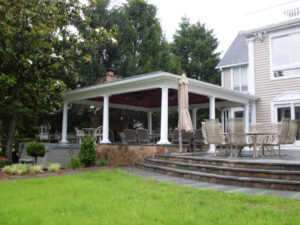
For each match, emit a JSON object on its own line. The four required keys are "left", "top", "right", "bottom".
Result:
{"left": 216, "top": 34, "right": 248, "bottom": 69}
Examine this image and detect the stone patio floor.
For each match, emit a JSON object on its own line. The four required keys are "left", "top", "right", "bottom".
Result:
{"left": 122, "top": 166, "right": 300, "bottom": 200}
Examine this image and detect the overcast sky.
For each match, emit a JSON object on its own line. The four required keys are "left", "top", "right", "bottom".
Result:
{"left": 112, "top": 0, "right": 300, "bottom": 55}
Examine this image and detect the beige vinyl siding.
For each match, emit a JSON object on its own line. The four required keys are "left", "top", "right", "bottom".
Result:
{"left": 222, "top": 68, "right": 231, "bottom": 89}
{"left": 254, "top": 36, "right": 300, "bottom": 131}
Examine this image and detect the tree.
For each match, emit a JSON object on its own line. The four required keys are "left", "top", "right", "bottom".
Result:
{"left": 0, "top": 0, "right": 114, "bottom": 162}
{"left": 26, "top": 142, "right": 46, "bottom": 164}
{"left": 173, "top": 17, "right": 221, "bottom": 84}
{"left": 75, "top": 0, "right": 181, "bottom": 84}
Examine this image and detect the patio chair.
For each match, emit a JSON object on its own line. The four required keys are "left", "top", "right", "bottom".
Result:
{"left": 109, "top": 129, "right": 115, "bottom": 143}
{"left": 286, "top": 120, "right": 299, "bottom": 144}
{"left": 93, "top": 126, "right": 103, "bottom": 143}
{"left": 193, "top": 129, "right": 204, "bottom": 151}
{"left": 171, "top": 129, "right": 179, "bottom": 144}
{"left": 227, "top": 118, "right": 247, "bottom": 157}
{"left": 262, "top": 118, "right": 290, "bottom": 156}
{"left": 118, "top": 131, "right": 126, "bottom": 144}
{"left": 181, "top": 131, "right": 194, "bottom": 152}
{"left": 75, "top": 127, "right": 85, "bottom": 144}
{"left": 136, "top": 128, "right": 150, "bottom": 144}
{"left": 124, "top": 129, "right": 138, "bottom": 144}
{"left": 204, "top": 119, "right": 230, "bottom": 156}
{"left": 18, "top": 143, "right": 34, "bottom": 164}
{"left": 201, "top": 122, "right": 208, "bottom": 145}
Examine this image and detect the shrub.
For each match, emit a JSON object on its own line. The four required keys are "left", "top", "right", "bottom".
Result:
{"left": 2, "top": 165, "right": 12, "bottom": 173}
{"left": 30, "top": 165, "right": 43, "bottom": 174}
{"left": 67, "top": 157, "right": 81, "bottom": 169}
{"left": 96, "top": 158, "right": 108, "bottom": 167}
{"left": 3, "top": 164, "right": 30, "bottom": 175}
{"left": 26, "top": 142, "right": 46, "bottom": 164}
{"left": 0, "top": 157, "right": 9, "bottom": 168}
{"left": 116, "top": 162, "right": 123, "bottom": 167}
{"left": 78, "top": 137, "right": 96, "bottom": 167}
{"left": 48, "top": 163, "right": 60, "bottom": 172}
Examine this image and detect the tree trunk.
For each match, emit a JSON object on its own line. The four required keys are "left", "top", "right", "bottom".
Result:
{"left": 6, "top": 112, "right": 17, "bottom": 163}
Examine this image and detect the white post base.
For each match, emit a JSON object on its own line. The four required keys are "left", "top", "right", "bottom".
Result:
{"left": 59, "top": 140, "right": 69, "bottom": 144}
{"left": 157, "top": 140, "right": 171, "bottom": 145}
{"left": 100, "top": 139, "right": 111, "bottom": 144}
{"left": 207, "top": 144, "right": 215, "bottom": 153}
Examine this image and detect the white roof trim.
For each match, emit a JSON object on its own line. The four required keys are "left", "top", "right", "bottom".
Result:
{"left": 216, "top": 62, "right": 248, "bottom": 69}
{"left": 241, "top": 18, "right": 300, "bottom": 37}
{"left": 64, "top": 71, "right": 257, "bottom": 105}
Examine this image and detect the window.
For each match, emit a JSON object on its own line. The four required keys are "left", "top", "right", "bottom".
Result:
{"left": 232, "top": 66, "right": 248, "bottom": 92}
{"left": 271, "top": 32, "right": 300, "bottom": 78}
{"left": 234, "top": 111, "right": 244, "bottom": 118}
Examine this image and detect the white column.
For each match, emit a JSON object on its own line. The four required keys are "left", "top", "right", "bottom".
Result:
{"left": 60, "top": 102, "right": 69, "bottom": 144}
{"left": 209, "top": 97, "right": 215, "bottom": 119}
{"left": 221, "top": 108, "right": 225, "bottom": 132}
{"left": 208, "top": 97, "right": 215, "bottom": 153}
{"left": 291, "top": 102, "right": 295, "bottom": 120}
{"left": 101, "top": 95, "right": 111, "bottom": 143}
{"left": 158, "top": 87, "right": 170, "bottom": 144}
{"left": 250, "top": 101, "right": 256, "bottom": 123}
{"left": 192, "top": 108, "right": 197, "bottom": 130}
{"left": 247, "top": 38, "right": 255, "bottom": 95}
{"left": 244, "top": 104, "right": 250, "bottom": 132}
{"left": 147, "top": 111, "right": 153, "bottom": 134}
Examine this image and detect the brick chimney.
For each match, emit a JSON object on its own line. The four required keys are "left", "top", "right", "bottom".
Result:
{"left": 96, "top": 68, "right": 122, "bottom": 84}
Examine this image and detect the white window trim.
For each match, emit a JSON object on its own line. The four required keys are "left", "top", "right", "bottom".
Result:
{"left": 269, "top": 27, "right": 300, "bottom": 80}
{"left": 230, "top": 66, "right": 248, "bottom": 93}
{"left": 231, "top": 107, "right": 244, "bottom": 118}
{"left": 271, "top": 91, "right": 300, "bottom": 147}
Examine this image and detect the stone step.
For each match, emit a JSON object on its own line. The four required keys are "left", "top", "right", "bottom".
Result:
{"left": 144, "top": 158, "right": 300, "bottom": 181}
{"left": 155, "top": 154, "right": 300, "bottom": 171}
{"left": 136, "top": 162, "right": 300, "bottom": 191}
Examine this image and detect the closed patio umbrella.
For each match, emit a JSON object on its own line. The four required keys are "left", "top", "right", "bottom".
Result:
{"left": 178, "top": 73, "right": 193, "bottom": 152}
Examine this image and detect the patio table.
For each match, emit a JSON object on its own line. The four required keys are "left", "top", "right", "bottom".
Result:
{"left": 246, "top": 132, "right": 272, "bottom": 158}
{"left": 83, "top": 128, "right": 95, "bottom": 136}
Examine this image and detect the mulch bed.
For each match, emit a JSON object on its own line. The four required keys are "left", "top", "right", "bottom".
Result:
{"left": 0, "top": 166, "right": 114, "bottom": 180}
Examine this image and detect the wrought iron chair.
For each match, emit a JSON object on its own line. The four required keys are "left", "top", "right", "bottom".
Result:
{"left": 136, "top": 128, "right": 150, "bottom": 144}
{"left": 124, "top": 129, "right": 138, "bottom": 144}
{"left": 193, "top": 129, "right": 204, "bottom": 151}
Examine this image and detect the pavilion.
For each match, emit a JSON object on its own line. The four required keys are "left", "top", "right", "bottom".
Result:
{"left": 60, "top": 71, "right": 258, "bottom": 149}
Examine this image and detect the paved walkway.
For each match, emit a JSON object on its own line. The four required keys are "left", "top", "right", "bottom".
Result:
{"left": 122, "top": 167, "right": 300, "bottom": 199}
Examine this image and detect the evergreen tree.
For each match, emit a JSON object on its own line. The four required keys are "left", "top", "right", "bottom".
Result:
{"left": 172, "top": 17, "right": 221, "bottom": 84}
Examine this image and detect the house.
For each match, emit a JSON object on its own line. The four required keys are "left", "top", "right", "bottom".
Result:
{"left": 217, "top": 18, "right": 300, "bottom": 148}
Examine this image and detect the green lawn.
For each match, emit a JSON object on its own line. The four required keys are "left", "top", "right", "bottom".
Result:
{"left": 0, "top": 170, "right": 299, "bottom": 225}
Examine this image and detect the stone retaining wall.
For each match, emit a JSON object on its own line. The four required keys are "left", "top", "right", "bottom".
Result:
{"left": 97, "top": 144, "right": 186, "bottom": 166}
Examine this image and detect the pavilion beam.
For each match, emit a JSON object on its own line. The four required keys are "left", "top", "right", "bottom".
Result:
{"left": 157, "top": 87, "right": 170, "bottom": 144}
{"left": 101, "top": 95, "right": 111, "bottom": 143}
{"left": 60, "top": 101, "right": 69, "bottom": 144}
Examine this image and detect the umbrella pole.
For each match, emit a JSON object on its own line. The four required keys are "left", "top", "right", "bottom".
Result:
{"left": 179, "top": 129, "right": 182, "bottom": 153}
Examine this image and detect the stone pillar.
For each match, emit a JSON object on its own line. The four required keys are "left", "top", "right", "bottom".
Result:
{"left": 60, "top": 102, "right": 69, "bottom": 144}
{"left": 158, "top": 87, "right": 170, "bottom": 144}
{"left": 101, "top": 95, "right": 111, "bottom": 143}
{"left": 208, "top": 96, "right": 215, "bottom": 153}
{"left": 147, "top": 111, "right": 152, "bottom": 134}
{"left": 192, "top": 108, "right": 197, "bottom": 130}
